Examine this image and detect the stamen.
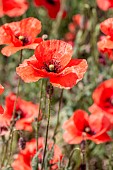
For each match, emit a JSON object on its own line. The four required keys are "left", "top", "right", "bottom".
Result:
{"left": 18, "top": 35, "right": 24, "bottom": 41}
{"left": 84, "top": 127, "right": 90, "bottom": 133}
{"left": 49, "top": 64, "right": 55, "bottom": 72}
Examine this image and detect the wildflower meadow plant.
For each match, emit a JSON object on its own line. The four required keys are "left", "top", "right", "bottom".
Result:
{"left": 0, "top": 0, "right": 113, "bottom": 170}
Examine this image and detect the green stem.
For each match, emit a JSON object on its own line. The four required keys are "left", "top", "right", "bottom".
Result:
{"left": 36, "top": 79, "right": 43, "bottom": 151}
{"left": 41, "top": 84, "right": 52, "bottom": 170}
{"left": 50, "top": 0, "right": 66, "bottom": 38}
{"left": 66, "top": 147, "right": 80, "bottom": 169}
{"left": 53, "top": 89, "right": 63, "bottom": 141}
{"left": 1, "top": 50, "right": 23, "bottom": 168}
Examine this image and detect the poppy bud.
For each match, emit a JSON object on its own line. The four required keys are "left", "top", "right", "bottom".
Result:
{"left": 80, "top": 140, "right": 86, "bottom": 153}
{"left": 99, "top": 55, "right": 106, "bottom": 65}
{"left": 78, "top": 164, "right": 86, "bottom": 170}
{"left": 18, "top": 137, "right": 26, "bottom": 150}
{"left": 42, "top": 34, "right": 48, "bottom": 40}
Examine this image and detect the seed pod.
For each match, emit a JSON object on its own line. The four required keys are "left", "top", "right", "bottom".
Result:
{"left": 18, "top": 137, "right": 26, "bottom": 150}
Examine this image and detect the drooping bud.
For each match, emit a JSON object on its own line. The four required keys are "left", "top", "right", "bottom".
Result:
{"left": 18, "top": 137, "right": 26, "bottom": 150}
{"left": 42, "top": 34, "right": 48, "bottom": 41}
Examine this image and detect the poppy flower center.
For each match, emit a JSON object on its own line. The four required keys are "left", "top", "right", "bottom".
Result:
{"left": 84, "top": 126, "right": 95, "bottom": 135}
{"left": 16, "top": 35, "right": 29, "bottom": 46}
{"left": 0, "top": 126, "right": 8, "bottom": 134}
{"left": 43, "top": 60, "right": 61, "bottom": 73}
{"left": 15, "top": 109, "right": 24, "bottom": 120}
{"left": 104, "top": 96, "right": 113, "bottom": 108}
{"left": 46, "top": 0, "right": 56, "bottom": 5}
{"left": 49, "top": 64, "right": 55, "bottom": 71}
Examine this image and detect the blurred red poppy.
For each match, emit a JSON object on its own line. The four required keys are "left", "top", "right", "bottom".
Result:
{"left": 97, "top": 0, "right": 113, "bottom": 11}
{"left": 34, "top": 0, "right": 66, "bottom": 19}
{"left": 0, "top": 0, "right": 28, "bottom": 17}
{"left": 16, "top": 40, "right": 88, "bottom": 89}
{"left": 0, "top": 84, "right": 4, "bottom": 95}
{"left": 0, "top": 84, "right": 4, "bottom": 114}
{"left": 90, "top": 79, "right": 113, "bottom": 123}
{"left": 63, "top": 109, "right": 111, "bottom": 144}
{"left": 0, "top": 17, "right": 42, "bottom": 56}
{"left": 98, "top": 18, "right": 113, "bottom": 60}
{"left": 12, "top": 138, "right": 63, "bottom": 170}
{"left": 0, "top": 93, "right": 41, "bottom": 131}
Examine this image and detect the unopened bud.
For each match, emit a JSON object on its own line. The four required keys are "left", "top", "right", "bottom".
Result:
{"left": 18, "top": 137, "right": 26, "bottom": 150}
{"left": 42, "top": 34, "right": 48, "bottom": 41}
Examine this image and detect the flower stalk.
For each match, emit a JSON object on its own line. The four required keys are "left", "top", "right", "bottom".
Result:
{"left": 41, "top": 83, "right": 53, "bottom": 170}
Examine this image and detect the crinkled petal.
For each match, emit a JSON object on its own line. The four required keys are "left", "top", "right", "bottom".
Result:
{"left": 50, "top": 59, "right": 88, "bottom": 89}
{"left": 35, "top": 40, "right": 73, "bottom": 69}
{"left": 20, "top": 17, "right": 41, "bottom": 40}
{"left": 1, "top": 43, "right": 39, "bottom": 57}
{"left": 16, "top": 56, "right": 41, "bottom": 82}
{"left": 100, "top": 18, "right": 113, "bottom": 36}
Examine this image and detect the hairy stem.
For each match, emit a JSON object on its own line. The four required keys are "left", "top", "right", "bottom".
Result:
{"left": 36, "top": 79, "right": 43, "bottom": 151}
{"left": 1, "top": 50, "right": 23, "bottom": 168}
{"left": 53, "top": 89, "right": 63, "bottom": 141}
{"left": 41, "top": 84, "right": 52, "bottom": 170}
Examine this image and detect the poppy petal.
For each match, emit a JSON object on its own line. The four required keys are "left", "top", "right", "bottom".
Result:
{"left": 16, "top": 56, "right": 41, "bottom": 82}
{"left": 73, "top": 110, "right": 88, "bottom": 132}
{"left": 20, "top": 17, "right": 41, "bottom": 40}
{"left": 93, "top": 133, "right": 112, "bottom": 144}
{"left": 3, "top": 0, "right": 28, "bottom": 17}
{"left": 100, "top": 18, "right": 113, "bottom": 36}
{"left": 0, "top": 106, "right": 4, "bottom": 114}
{"left": 50, "top": 59, "right": 88, "bottom": 89}
{"left": 0, "top": 84, "right": 4, "bottom": 95}
{"left": 35, "top": 40, "right": 73, "bottom": 70}
{"left": 2, "top": 43, "right": 39, "bottom": 57}
{"left": 96, "top": 0, "right": 113, "bottom": 11}
{"left": 98, "top": 36, "right": 113, "bottom": 54}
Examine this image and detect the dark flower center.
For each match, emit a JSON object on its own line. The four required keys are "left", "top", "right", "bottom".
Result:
{"left": 104, "top": 96, "right": 113, "bottom": 108}
{"left": 43, "top": 60, "right": 61, "bottom": 73}
{"left": 16, "top": 35, "right": 29, "bottom": 46}
{"left": 15, "top": 109, "right": 24, "bottom": 120}
{"left": 84, "top": 126, "right": 95, "bottom": 135}
{"left": 0, "top": 126, "right": 8, "bottom": 135}
{"left": 46, "top": 0, "right": 56, "bottom": 5}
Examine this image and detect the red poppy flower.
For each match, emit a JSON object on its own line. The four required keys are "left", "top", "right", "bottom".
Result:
{"left": 0, "top": 0, "right": 28, "bottom": 17}
{"left": 0, "top": 84, "right": 4, "bottom": 114}
{"left": 96, "top": 0, "right": 113, "bottom": 11}
{"left": 97, "top": 18, "right": 113, "bottom": 60}
{"left": 0, "top": 93, "right": 41, "bottom": 131}
{"left": 72, "top": 14, "right": 88, "bottom": 29}
{"left": 63, "top": 109, "right": 111, "bottom": 144}
{"left": 0, "top": 17, "right": 42, "bottom": 56}
{"left": 90, "top": 79, "right": 113, "bottom": 124}
{"left": 0, "top": 84, "right": 4, "bottom": 95}
{"left": 16, "top": 40, "right": 88, "bottom": 89}
{"left": 34, "top": 0, "right": 66, "bottom": 19}
{"left": 12, "top": 138, "right": 63, "bottom": 170}
{"left": 72, "top": 14, "right": 82, "bottom": 27}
